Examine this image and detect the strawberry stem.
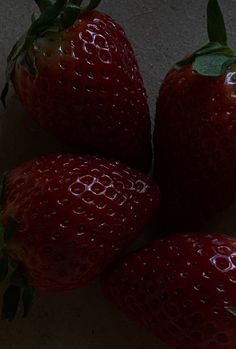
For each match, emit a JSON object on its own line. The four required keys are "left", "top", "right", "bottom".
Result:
{"left": 207, "top": 0, "right": 227, "bottom": 46}
{"left": 35, "top": 0, "right": 52, "bottom": 12}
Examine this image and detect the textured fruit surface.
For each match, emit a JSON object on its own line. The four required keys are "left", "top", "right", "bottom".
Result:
{"left": 154, "top": 64, "right": 236, "bottom": 229}
{"left": 13, "top": 10, "right": 152, "bottom": 172}
{"left": 103, "top": 233, "right": 236, "bottom": 349}
{"left": 0, "top": 154, "right": 159, "bottom": 291}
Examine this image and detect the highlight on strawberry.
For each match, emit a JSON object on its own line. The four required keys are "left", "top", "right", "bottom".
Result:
{"left": 154, "top": 0, "right": 236, "bottom": 229}
{"left": 0, "top": 154, "right": 159, "bottom": 320}
{"left": 2, "top": 0, "right": 152, "bottom": 173}
{"left": 102, "top": 233, "right": 236, "bottom": 349}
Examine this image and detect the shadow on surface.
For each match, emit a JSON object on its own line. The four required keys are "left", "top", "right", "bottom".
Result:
{"left": 0, "top": 93, "right": 65, "bottom": 175}
{"left": 0, "top": 282, "right": 169, "bottom": 349}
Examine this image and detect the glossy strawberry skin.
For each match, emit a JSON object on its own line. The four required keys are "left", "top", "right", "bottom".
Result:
{"left": 103, "top": 233, "right": 236, "bottom": 349}
{"left": 13, "top": 11, "right": 152, "bottom": 173}
{"left": 0, "top": 154, "right": 159, "bottom": 292}
{"left": 154, "top": 65, "right": 236, "bottom": 229}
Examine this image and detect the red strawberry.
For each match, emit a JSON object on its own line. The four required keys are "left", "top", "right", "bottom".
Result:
{"left": 0, "top": 154, "right": 159, "bottom": 319}
{"left": 2, "top": 0, "right": 152, "bottom": 173}
{"left": 153, "top": 0, "right": 236, "bottom": 228}
{"left": 102, "top": 233, "right": 236, "bottom": 349}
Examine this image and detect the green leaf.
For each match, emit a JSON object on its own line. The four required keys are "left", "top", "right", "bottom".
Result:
{"left": 2, "top": 285, "right": 21, "bottom": 321}
{"left": 61, "top": 3, "right": 81, "bottom": 29}
{"left": 62, "top": 0, "right": 101, "bottom": 28}
{"left": 80, "top": 0, "right": 101, "bottom": 14}
{"left": 22, "top": 287, "right": 35, "bottom": 317}
{"left": 4, "top": 217, "right": 19, "bottom": 243}
{"left": 1, "top": 33, "right": 27, "bottom": 107}
{"left": 226, "top": 307, "right": 236, "bottom": 317}
{"left": 6, "top": 34, "right": 27, "bottom": 74}
{"left": 192, "top": 54, "right": 236, "bottom": 77}
{"left": 175, "top": 42, "right": 236, "bottom": 71}
{"left": 0, "top": 256, "right": 8, "bottom": 281}
{"left": 31, "top": 13, "right": 38, "bottom": 23}
{"left": 29, "top": 0, "right": 68, "bottom": 36}
{"left": 175, "top": 42, "right": 225, "bottom": 70}
{"left": 85, "top": 0, "right": 101, "bottom": 11}
{"left": 194, "top": 42, "right": 235, "bottom": 57}
{"left": 21, "top": 52, "right": 37, "bottom": 75}
{"left": 0, "top": 83, "right": 9, "bottom": 108}
{"left": 35, "top": 0, "right": 53, "bottom": 12}
{"left": 207, "top": 0, "right": 227, "bottom": 45}
{"left": 174, "top": 0, "right": 236, "bottom": 76}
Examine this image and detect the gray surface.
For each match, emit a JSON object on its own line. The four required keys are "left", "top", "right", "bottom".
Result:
{"left": 0, "top": 1, "right": 235, "bottom": 348}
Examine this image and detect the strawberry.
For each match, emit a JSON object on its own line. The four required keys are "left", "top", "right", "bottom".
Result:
{"left": 153, "top": 0, "right": 236, "bottom": 229}
{"left": 0, "top": 154, "right": 159, "bottom": 320}
{"left": 102, "top": 233, "right": 236, "bottom": 349}
{"left": 2, "top": 0, "right": 152, "bottom": 173}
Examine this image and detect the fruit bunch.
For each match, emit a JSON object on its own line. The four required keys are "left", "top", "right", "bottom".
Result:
{"left": 102, "top": 1, "right": 236, "bottom": 349}
{"left": 0, "top": 0, "right": 159, "bottom": 321}
{"left": 0, "top": 0, "right": 236, "bottom": 349}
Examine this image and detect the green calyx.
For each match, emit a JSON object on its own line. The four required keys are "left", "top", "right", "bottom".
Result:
{"left": 0, "top": 216, "right": 35, "bottom": 321}
{"left": 1, "top": 0, "right": 102, "bottom": 107}
{"left": 175, "top": 0, "right": 236, "bottom": 77}
{"left": 226, "top": 307, "right": 236, "bottom": 317}
{"left": 35, "top": 0, "right": 53, "bottom": 12}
